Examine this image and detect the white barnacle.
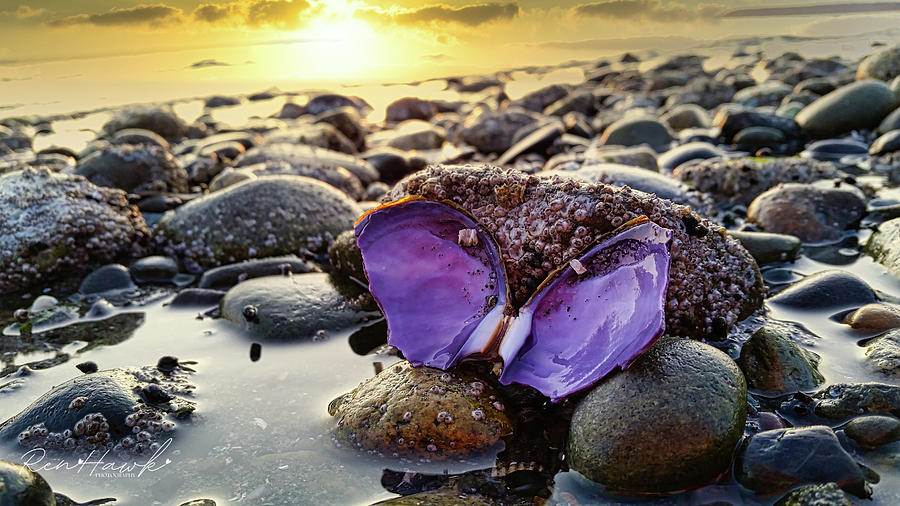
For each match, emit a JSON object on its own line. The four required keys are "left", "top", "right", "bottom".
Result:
{"left": 569, "top": 259, "right": 587, "bottom": 275}
{"left": 457, "top": 228, "right": 478, "bottom": 247}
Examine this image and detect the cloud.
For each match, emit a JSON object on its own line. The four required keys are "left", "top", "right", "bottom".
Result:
{"left": 723, "top": 2, "right": 900, "bottom": 18}
{"left": 189, "top": 59, "right": 232, "bottom": 68}
{"left": 193, "top": 0, "right": 313, "bottom": 29}
{"left": 358, "top": 2, "right": 520, "bottom": 27}
{"left": 193, "top": 3, "right": 240, "bottom": 23}
{"left": 47, "top": 4, "right": 183, "bottom": 27}
{"left": 574, "top": 0, "right": 724, "bottom": 22}
{"left": 15, "top": 5, "right": 49, "bottom": 19}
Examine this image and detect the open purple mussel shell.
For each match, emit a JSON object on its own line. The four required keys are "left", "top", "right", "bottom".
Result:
{"left": 354, "top": 197, "right": 673, "bottom": 401}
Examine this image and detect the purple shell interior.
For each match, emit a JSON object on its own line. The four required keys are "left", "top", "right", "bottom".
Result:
{"left": 355, "top": 199, "right": 508, "bottom": 369}
{"left": 498, "top": 220, "right": 673, "bottom": 401}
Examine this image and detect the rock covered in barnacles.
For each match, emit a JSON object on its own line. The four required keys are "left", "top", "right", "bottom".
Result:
{"left": 328, "top": 361, "right": 511, "bottom": 459}
{"left": 1, "top": 168, "right": 148, "bottom": 294}
{"left": 389, "top": 164, "right": 764, "bottom": 338}
{"left": 674, "top": 157, "right": 842, "bottom": 206}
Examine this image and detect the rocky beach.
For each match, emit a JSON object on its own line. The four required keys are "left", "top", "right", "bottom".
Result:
{"left": 1, "top": 38, "right": 900, "bottom": 506}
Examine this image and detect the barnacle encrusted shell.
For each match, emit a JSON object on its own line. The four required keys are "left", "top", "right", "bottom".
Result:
{"left": 389, "top": 164, "right": 764, "bottom": 338}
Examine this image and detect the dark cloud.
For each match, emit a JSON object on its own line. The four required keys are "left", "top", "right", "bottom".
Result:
{"left": 359, "top": 2, "right": 520, "bottom": 27}
{"left": 192, "top": 0, "right": 312, "bottom": 29}
{"left": 47, "top": 4, "right": 182, "bottom": 27}
{"left": 189, "top": 59, "right": 231, "bottom": 68}
{"left": 193, "top": 4, "right": 238, "bottom": 23}
{"left": 574, "top": 0, "right": 724, "bottom": 22}
{"left": 722, "top": 2, "right": 900, "bottom": 17}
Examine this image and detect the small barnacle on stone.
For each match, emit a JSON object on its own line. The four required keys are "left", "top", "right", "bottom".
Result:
{"left": 68, "top": 396, "right": 88, "bottom": 410}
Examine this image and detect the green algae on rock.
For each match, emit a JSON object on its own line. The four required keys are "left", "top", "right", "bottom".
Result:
{"left": 328, "top": 361, "right": 511, "bottom": 460}
{"left": 0, "top": 168, "right": 148, "bottom": 294}
{"left": 567, "top": 338, "right": 747, "bottom": 494}
{"left": 738, "top": 325, "right": 824, "bottom": 394}
{"left": 391, "top": 164, "right": 764, "bottom": 339}
{"left": 775, "top": 482, "right": 852, "bottom": 506}
{"left": 153, "top": 175, "right": 362, "bottom": 272}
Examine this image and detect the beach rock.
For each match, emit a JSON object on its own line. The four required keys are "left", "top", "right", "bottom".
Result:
{"left": 73, "top": 143, "right": 188, "bottom": 193}
{"left": 168, "top": 288, "right": 224, "bottom": 308}
{"left": 392, "top": 164, "right": 764, "bottom": 338}
{"left": 714, "top": 110, "right": 802, "bottom": 143}
{"left": 728, "top": 231, "right": 801, "bottom": 264}
{"left": 512, "top": 84, "right": 569, "bottom": 112}
{"left": 153, "top": 176, "right": 361, "bottom": 272}
{"left": 857, "top": 44, "right": 900, "bottom": 81}
{"left": 657, "top": 142, "right": 721, "bottom": 172}
{"left": 738, "top": 326, "right": 824, "bottom": 394}
{"left": 384, "top": 121, "right": 445, "bottom": 151}
{"left": 365, "top": 181, "right": 390, "bottom": 201}
{"left": 878, "top": 108, "right": 900, "bottom": 134}
{"left": 775, "top": 482, "right": 851, "bottom": 506}
{"left": 544, "top": 90, "right": 596, "bottom": 117}
{"left": 567, "top": 338, "right": 746, "bottom": 493}
{"left": 386, "top": 97, "right": 437, "bottom": 122}
{"left": 769, "top": 270, "right": 876, "bottom": 311}
{"left": 583, "top": 143, "right": 658, "bottom": 171}
{"left": 197, "top": 256, "right": 319, "bottom": 290}
{"left": 795, "top": 77, "right": 837, "bottom": 95}
{"left": 870, "top": 130, "right": 900, "bottom": 155}
{"left": 541, "top": 164, "right": 703, "bottom": 208}
{"left": 736, "top": 426, "right": 871, "bottom": 498}
{"left": 112, "top": 128, "right": 170, "bottom": 149}
{"left": 458, "top": 108, "right": 538, "bottom": 154}
{"left": 306, "top": 94, "right": 370, "bottom": 116}
{"left": 496, "top": 121, "right": 564, "bottom": 166}
{"left": 865, "top": 329, "right": 900, "bottom": 378}
{"left": 316, "top": 106, "right": 366, "bottom": 151}
{"left": 795, "top": 81, "right": 898, "bottom": 138}
{"left": 747, "top": 183, "right": 866, "bottom": 243}
{"left": 0, "top": 366, "right": 195, "bottom": 453}
{"left": 0, "top": 460, "right": 55, "bottom": 506}
{"left": 204, "top": 95, "right": 240, "bottom": 108}
{"left": 599, "top": 117, "right": 672, "bottom": 150}
{"left": 328, "top": 230, "right": 365, "bottom": 281}
{"left": 674, "top": 157, "right": 840, "bottom": 206}
{"left": 328, "top": 361, "right": 511, "bottom": 459}
{"left": 866, "top": 218, "right": 900, "bottom": 277}
{"left": 129, "top": 255, "right": 178, "bottom": 284}
{"left": 802, "top": 139, "right": 869, "bottom": 162}
{"left": 844, "top": 304, "right": 900, "bottom": 332}
{"left": 103, "top": 106, "right": 187, "bottom": 140}
{"left": 0, "top": 168, "right": 147, "bottom": 294}
{"left": 734, "top": 81, "right": 794, "bottom": 107}
{"left": 362, "top": 148, "right": 424, "bottom": 184}
{"left": 734, "top": 126, "right": 786, "bottom": 149}
{"left": 266, "top": 123, "right": 357, "bottom": 155}
{"left": 660, "top": 104, "right": 710, "bottom": 130}
{"left": 844, "top": 415, "right": 900, "bottom": 449}
{"left": 220, "top": 273, "right": 372, "bottom": 341}
{"left": 234, "top": 143, "right": 378, "bottom": 185}
{"left": 276, "top": 102, "right": 304, "bottom": 119}
{"left": 814, "top": 383, "right": 900, "bottom": 421}
{"left": 79, "top": 264, "right": 137, "bottom": 294}
{"left": 228, "top": 160, "right": 365, "bottom": 200}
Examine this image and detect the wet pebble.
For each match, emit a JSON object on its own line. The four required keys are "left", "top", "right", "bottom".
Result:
{"left": 870, "top": 129, "right": 900, "bottom": 155}
{"left": 814, "top": 382, "right": 900, "bottom": 421}
{"left": 769, "top": 269, "right": 876, "bottom": 311}
{"left": 0, "top": 459, "right": 55, "bottom": 505}
{"left": 864, "top": 217, "right": 900, "bottom": 277}
{"left": 737, "top": 325, "right": 824, "bottom": 394}
{"left": 728, "top": 230, "right": 801, "bottom": 264}
{"left": 79, "top": 264, "right": 137, "bottom": 295}
{"left": 599, "top": 117, "right": 672, "bottom": 151}
{"left": 795, "top": 81, "right": 898, "bottom": 138}
{"left": 747, "top": 182, "right": 866, "bottom": 243}
{"left": 197, "top": 255, "right": 319, "bottom": 290}
{"left": 656, "top": 142, "right": 721, "bottom": 172}
{"left": 864, "top": 329, "right": 900, "bottom": 378}
{"left": 843, "top": 303, "right": 900, "bottom": 332}
{"left": 129, "top": 255, "right": 178, "bottom": 284}
{"left": 774, "top": 482, "right": 852, "bottom": 506}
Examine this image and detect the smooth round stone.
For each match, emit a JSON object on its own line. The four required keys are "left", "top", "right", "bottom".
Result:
{"left": 235, "top": 143, "right": 378, "bottom": 185}
{"left": 306, "top": 93, "right": 370, "bottom": 116}
{"left": 207, "top": 167, "right": 255, "bottom": 191}
{"left": 794, "top": 77, "right": 837, "bottom": 96}
{"left": 714, "top": 110, "right": 801, "bottom": 143}
{"left": 775, "top": 483, "right": 852, "bottom": 506}
{"left": 877, "top": 108, "right": 900, "bottom": 134}
{"left": 102, "top": 106, "right": 187, "bottom": 140}
{"left": 814, "top": 383, "right": 900, "bottom": 420}
{"left": 567, "top": 338, "right": 746, "bottom": 494}
{"left": 801, "top": 139, "right": 869, "bottom": 161}
{"left": 168, "top": 288, "right": 225, "bottom": 308}
{"left": 275, "top": 102, "right": 304, "bottom": 119}
{"left": 659, "top": 104, "right": 710, "bottom": 130}
{"left": 220, "top": 273, "right": 374, "bottom": 341}
{"left": 362, "top": 147, "right": 422, "bottom": 184}
{"left": 870, "top": 129, "right": 900, "bottom": 155}
{"left": 865, "top": 329, "right": 900, "bottom": 378}
{"left": 197, "top": 256, "right": 320, "bottom": 290}
{"left": 856, "top": 44, "right": 900, "bottom": 81}
{"left": 129, "top": 255, "right": 178, "bottom": 284}
{"left": 204, "top": 95, "right": 240, "bottom": 108}
{"left": 73, "top": 143, "right": 188, "bottom": 193}
{"left": 795, "top": 81, "right": 898, "bottom": 138}
{"left": 328, "top": 361, "right": 511, "bottom": 459}
{"left": 153, "top": 176, "right": 362, "bottom": 272}
{"left": 747, "top": 183, "right": 867, "bottom": 243}
{"left": 0, "top": 460, "right": 55, "bottom": 506}
{"left": 316, "top": 106, "right": 366, "bottom": 151}
{"left": 733, "top": 126, "right": 786, "bottom": 148}
{"left": 79, "top": 264, "right": 137, "bottom": 294}
{"left": 112, "top": 128, "right": 170, "bottom": 149}
{"left": 844, "top": 303, "right": 900, "bottom": 332}
{"left": 769, "top": 270, "right": 876, "bottom": 311}
{"left": 542, "top": 164, "right": 699, "bottom": 207}
{"left": 328, "top": 230, "right": 365, "bottom": 282}
{"left": 657, "top": 142, "right": 721, "bottom": 172}
{"left": 599, "top": 117, "right": 672, "bottom": 151}
{"left": 736, "top": 426, "right": 871, "bottom": 498}
{"left": 844, "top": 415, "right": 900, "bottom": 449}
{"left": 582, "top": 144, "right": 659, "bottom": 171}
{"left": 458, "top": 108, "right": 539, "bottom": 154}
{"left": 496, "top": 121, "right": 564, "bottom": 165}
{"left": 382, "top": 121, "right": 445, "bottom": 151}
{"left": 733, "top": 81, "right": 793, "bottom": 107}
{"left": 511, "top": 83, "right": 569, "bottom": 112}
{"left": 728, "top": 230, "right": 801, "bottom": 265}
{"left": 737, "top": 326, "right": 824, "bottom": 394}
{"left": 386, "top": 97, "right": 436, "bottom": 123}
{"left": 865, "top": 217, "right": 900, "bottom": 277}
{"left": 545, "top": 90, "right": 596, "bottom": 117}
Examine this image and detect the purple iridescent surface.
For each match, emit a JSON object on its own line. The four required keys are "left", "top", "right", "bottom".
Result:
{"left": 355, "top": 198, "right": 508, "bottom": 369}
{"left": 498, "top": 220, "right": 673, "bottom": 401}
{"left": 355, "top": 198, "right": 673, "bottom": 400}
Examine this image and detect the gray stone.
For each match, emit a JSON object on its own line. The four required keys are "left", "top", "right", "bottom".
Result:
{"left": 844, "top": 414, "right": 900, "bottom": 449}
{"left": 458, "top": 108, "right": 538, "bottom": 154}
{"left": 197, "top": 256, "right": 319, "bottom": 290}
{"left": 729, "top": 231, "right": 801, "bottom": 264}
{"left": 102, "top": 106, "right": 187, "bottom": 140}
{"left": 814, "top": 383, "right": 900, "bottom": 421}
{"left": 769, "top": 270, "right": 876, "bottom": 311}
{"left": 870, "top": 129, "right": 900, "bottom": 155}
{"left": 857, "top": 44, "right": 900, "bottom": 81}
{"left": 79, "top": 264, "right": 136, "bottom": 294}
{"left": 734, "top": 81, "right": 794, "bottom": 107}
{"left": 795, "top": 81, "right": 898, "bottom": 138}
{"left": 737, "top": 326, "right": 824, "bottom": 394}
{"left": 600, "top": 117, "right": 672, "bottom": 150}
{"left": 865, "top": 217, "right": 900, "bottom": 277}
{"left": 235, "top": 143, "right": 378, "bottom": 186}
{"left": 747, "top": 183, "right": 866, "bottom": 243}
{"left": 660, "top": 104, "right": 710, "bottom": 130}
{"left": 73, "top": 143, "right": 188, "bottom": 193}
{"left": 0, "top": 460, "right": 55, "bottom": 506}
{"left": 657, "top": 142, "right": 721, "bottom": 172}
{"left": 567, "top": 338, "right": 747, "bottom": 494}
{"left": 865, "top": 329, "right": 900, "bottom": 378}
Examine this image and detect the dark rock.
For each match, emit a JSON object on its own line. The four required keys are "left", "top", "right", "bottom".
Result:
{"left": 736, "top": 426, "right": 872, "bottom": 498}
{"left": 769, "top": 270, "right": 876, "bottom": 311}
{"left": 795, "top": 81, "right": 898, "bottom": 138}
{"left": 154, "top": 176, "right": 362, "bottom": 272}
{"left": 775, "top": 482, "right": 852, "bottom": 506}
{"left": 227, "top": 159, "right": 365, "bottom": 200}
{"left": 328, "top": 230, "right": 366, "bottom": 282}
{"left": 129, "top": 255, "right": 178, "bottom": 284}
{"left": 801, "top": 139, "right": 869, "bottom": 161}
{"left": 362, "top": 147, "right": 423, "bottom": 184}
{"left": 328, "top": 361, "right": 511, "bottom": 459}
{"left": 316, "top": 106, "right": 366, "bottom": 151}
{"left": 794, "top": 77, "right": 837, "bottom": 95}
{"left": 365, "top": 181, "right": 390, "bottom": 201}
{"left": 844, "top": 414, "right": 900, "bottom": 449}
{"left": 713, "top": 109, "right": 802, "bottom": 143}
{"left": 733, "top": 126, "right": 786, "bottom": 149}
{"left": 266, "top": 123, "right": 357, "bottom": 155}
{"left": 567, "top": 338, "right": 746, "bottom": 494}
{"left": 729, "top": 230, "right": 801, "bottom": 264}
{"left": 657, "top": 142, "right": 721, "bottom": 172}
{"left": 382, "top": 121, "right": 445, "bottom": 151}
{"left": 856, "top": 44, "right": 900, "bottom": 81}
{"left": 734, "top": 81, "right": 794, "bottom": 107}
{"left": 168, "top": 288, "right": 225, "bottom": 308}
{"left": 198, "top": 256, "right": 320, "bottom": 290}
{"left": 73, "top": 143, "right": 188, "bottom": 193}
{"left": 102, "top": 106, "right": 187, "bottom": 140}
{"left": 870, "top": 129, "right": 900, "bottom": 155}
{"left": 544, "top": 90, "right": 596, "bottom": 117}
{"left": 866, "top": 218, "right": 900, "bottom": 277}
{"left": 111, "top": 128, "right": 170, "bottom": 150}
{"left": 511, "top": 84, "right": 569, "bottom": 112}
{"left": 75, "top": 361, "right": 98, "bottom": 374}
{"left": 738, "top": 325, "right": 824, "bottom": 394}
{"left": 204, "top": 95, "right": 240, "bottom": 108}
{"left": 275, "top": 102, "right": 304, "bottom": 119}
{"left": 599, "top": 117, "right": 672, "bottom": 151}
{"left": 814, "top": 383, "right": 900, "bottom": 421}
{"left": 79, "top": 264, "right": 136, "bottom": 294}
{"left": 386, "top": 97, "right": 437, "bottom": 122}
{"left": 877, "top": 108, "right": 900, "bottom": 134}
{"left": 458, "top": 108, "right": 538, "bottom": 154}
{"left": 496, "top": 121, "right": 564, "bottom": 166}
{"left": 0, "top": 460, "right": 55, "bottom": 506}
{"left": 306, "top": 93, "right": 370, "bottom": 116}
{"left": 660, "top": 104, "right": 711, "bottom": 130}
{"left": 220, "top": 273, "right": 374, "bottom": 341}
{"left": 747, "top": 183, "right": 866, "bottom": 243}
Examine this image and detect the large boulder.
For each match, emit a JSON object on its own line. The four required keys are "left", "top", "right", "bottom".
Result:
{"left": 747, "top": 183, "right": 866, "bottom": 243}
{"left": 795, "top": 81, "right": 898, "bottom": 138}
